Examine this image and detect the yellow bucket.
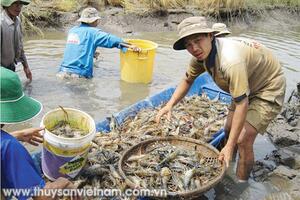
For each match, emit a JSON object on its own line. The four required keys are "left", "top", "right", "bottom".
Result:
{"left": 120, "top": 39, "right": 158, "bottom": 84}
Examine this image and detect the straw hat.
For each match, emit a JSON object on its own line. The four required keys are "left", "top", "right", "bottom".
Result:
{"left": 173, "top": 16, "right": 215, "bottom": 50}
{"left": 0, "top": 67, "right": 42, "bottom": 124}
{"left": 212, "top": 23, "right": 231, "bottom": 37}
{"left": 77, "top": 7, "right": 101, "bottom": 24}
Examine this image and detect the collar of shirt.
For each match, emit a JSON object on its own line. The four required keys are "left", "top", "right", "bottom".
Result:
{"left": 79, "top": 23, "right": 91, "bottom": 28}
{"left": 205, "top": 38, "right": 217, "bottom": 69}
{"left": 79, "top": 23, "right": 103, "bottom": 31}
{"left": 1, "top": 9, "right": 16, "bottom": 26}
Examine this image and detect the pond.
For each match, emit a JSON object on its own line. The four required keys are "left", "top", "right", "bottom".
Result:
{"left": 8, "top": 17, "right": 300, "bottom": 200}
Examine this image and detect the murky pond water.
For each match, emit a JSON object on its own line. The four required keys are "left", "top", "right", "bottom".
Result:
{"left": 6, "top": 18, "right": 299, "bottom": 199}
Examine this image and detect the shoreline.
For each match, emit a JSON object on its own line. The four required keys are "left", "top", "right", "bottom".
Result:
{"left": 22, "top": 4, "right": 300, "bottom": 36}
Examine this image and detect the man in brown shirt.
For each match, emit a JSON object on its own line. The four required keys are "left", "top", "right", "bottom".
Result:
{"left": 156, "top": 16, "right": 286, "bottom": 181}
{"left": 1, "top": 0, "right": 32, "bottom": 81}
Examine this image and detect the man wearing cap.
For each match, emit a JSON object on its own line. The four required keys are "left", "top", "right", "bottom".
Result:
{"left": 156, "top": 16, "right": 285, "bottom": 181}
{"left": 58, "top": 7, "right": 140, "bottom": 79}
{"left": 0, "top": 67, "right": 80, "bottom": 200}
{"left": 212, "top": 23, "right": 231, "bottom": 37}
{"left": 1, "top": 0, "right": 32, "bottom": 82}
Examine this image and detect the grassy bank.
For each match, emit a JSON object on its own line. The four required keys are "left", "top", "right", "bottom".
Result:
{"left": 21, "top": 0, "right": 299, "bottom": 36}
{"left": 81, "top": 0, "right": 300, "bottom": 12}
{"left": 25, "top": 0, "right": 300, "bottom": 13}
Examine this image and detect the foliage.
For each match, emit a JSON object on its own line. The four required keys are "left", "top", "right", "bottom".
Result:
{"left": 53, "top": 0, "right": 80, "bottom": 12}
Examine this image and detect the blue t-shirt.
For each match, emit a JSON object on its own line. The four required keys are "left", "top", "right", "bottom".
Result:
{"left": 59, "top": 23, "right": 126, "bottom": 78}
{"left": 1, "top": 130, "right": 45, "bottom": 199}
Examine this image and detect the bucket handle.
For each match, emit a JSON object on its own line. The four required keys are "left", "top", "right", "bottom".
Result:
{"left": 137, "top": 50, "right": 148, "bottom": 60}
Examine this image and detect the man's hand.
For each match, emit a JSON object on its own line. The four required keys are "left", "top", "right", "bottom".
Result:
{"left": 218, "top": 144, "right": 235, "bottom": 168}
{"left": 155, "top": 104, "right": 173, "bottom": 123}
{"left": 129, "top": 45, "right": 141, "bottom": 52}
{"left": 12, "top": 127, "right": 44, "bottom": 146}
{"left": 94, "top": 50, "right": 101, "bottom": 60}
{"left": 23, "top": 66, "right": 32, "bottom": 82}
{"left": 120, "top": 42, "right": 141, "bottom": 52}
{"left": 45, "top": 177, "right": 76, "bottom": 189}
{"left": 41, "top": 177, "right": 81, "bottom": 200}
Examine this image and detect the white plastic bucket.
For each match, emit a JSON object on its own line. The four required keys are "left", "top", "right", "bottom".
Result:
{"left": 41, "top": 108, "right": 96, "bottom": 180}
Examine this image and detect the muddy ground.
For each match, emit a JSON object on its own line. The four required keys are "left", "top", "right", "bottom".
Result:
{"left": 24, "top": 5, "right": 300, "bottom": 35}
{"left": 24, "top": 6, "right": 205, "bottom": 34}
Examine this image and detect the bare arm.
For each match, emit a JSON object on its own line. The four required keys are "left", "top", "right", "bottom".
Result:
{"left": 219, "top": 97, "right": 248, "bottom": 167}
{"left": 119, "top": 42, "right": 141, "bottom": 52}
{"left": 155, "top": 78, "right": 193, "bottom": 122}
{"left": 168, "top": 78, "right": 193, "bottom": 107}
{"left": 21, "top": 57, "right": 32, "bottom": 82}
{"left": 11, "top": 127, "right": 44, "bottom": 146}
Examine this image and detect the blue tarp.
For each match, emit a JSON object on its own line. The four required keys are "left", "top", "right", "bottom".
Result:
{"left": 96, "top": 72, "right": 232, "bottom": 146}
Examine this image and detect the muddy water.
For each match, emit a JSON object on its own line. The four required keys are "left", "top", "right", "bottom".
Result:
{"left": 7, "top": 20, "right": 300, "bottom": 199}
{"left": 15, "top": 22, "right": 300, "bottom": 127}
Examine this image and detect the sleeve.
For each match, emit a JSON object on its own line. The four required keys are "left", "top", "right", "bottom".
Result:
{"left": 185, "top": 57, "right": 206, "bottom": 82}
{"left": 18, "top": 22, "right": 27, "bottom": 64}
{"left": 1, "top": 25, "right": 3, "bottom": 54}
{"left": 3, "top": 140, "right": 45, "bottom": 198}
{"left": 225, "top": 62, "right": 250, "bottom": 102}
{"left": 94, "top": 30, "right": 124, "bottom": 50}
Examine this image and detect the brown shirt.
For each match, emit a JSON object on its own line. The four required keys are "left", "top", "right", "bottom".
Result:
{"left": 1, "top": 9, "right": 27, "bottom": 67}
{"left": 186, "top": 37, "right": 286, "bottom": 105}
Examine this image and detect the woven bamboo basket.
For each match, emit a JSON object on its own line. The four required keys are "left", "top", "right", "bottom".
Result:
{"left": 119, "top": 137, "right": 226, "bottom": 199}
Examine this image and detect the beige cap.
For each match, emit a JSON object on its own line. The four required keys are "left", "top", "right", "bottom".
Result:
{"left": 173, "top": 16, "right": 215, "bottom": 50}
{"left": 212, "top": 23, "right": 231, "bottom": 37}
{"left": 77, "top": 7, "right": 101, "bottom": 24}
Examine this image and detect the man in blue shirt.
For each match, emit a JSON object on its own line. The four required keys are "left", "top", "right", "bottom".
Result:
{"left": 58, "top": 7, "right": 140, "bottom": 78}
{"left": 0, "top": 67, "right": 80, "bottom": 200}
